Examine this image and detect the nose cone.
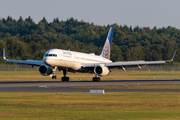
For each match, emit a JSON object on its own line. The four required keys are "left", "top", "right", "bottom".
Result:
{"left": 43, "top": 49, "right": 59, "bottom": 65}
{"left": 43, "top": 56, "right": 47, "bottom": 65}
{"left": 43, "top": 56, "right": 51, "bottom": 65}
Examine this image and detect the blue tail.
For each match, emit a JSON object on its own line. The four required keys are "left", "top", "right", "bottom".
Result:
{"left": 100, "top": 27, "right": 114, "bottom": 59}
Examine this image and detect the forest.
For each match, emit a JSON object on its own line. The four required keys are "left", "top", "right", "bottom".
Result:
{"left": 0, "top": 16, "right": 180, "bottom": 64}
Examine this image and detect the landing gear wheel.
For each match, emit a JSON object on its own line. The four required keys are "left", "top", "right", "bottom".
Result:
{"left": 61, "top": 69, "right": 69, "bottom": 81}
{"left": 92, "top": 77, "right": 100, "bottom": 82}
{"left": 61, "top": 77, "right": 69, "bottom": 82}
{"left": 52, "top": 75, "right": 57, "bottom": 79}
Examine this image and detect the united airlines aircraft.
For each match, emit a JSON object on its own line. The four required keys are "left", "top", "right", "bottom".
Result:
{"left": 3, "top": 27, "right": 177, "bottom": 81}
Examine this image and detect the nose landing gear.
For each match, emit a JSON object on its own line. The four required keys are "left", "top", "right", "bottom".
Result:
{"left": 92, "top": 77, "right": 100, "bottom": 81}
{"left": 51, "top": 66, "right": 57, "bottom": 79}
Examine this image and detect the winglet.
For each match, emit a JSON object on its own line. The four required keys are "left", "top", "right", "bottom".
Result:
{"left": 165, "top": 50, "right": 177, "bottom": 62}
{"left": 3, "top": 48, "right": 7, "bottom": 60}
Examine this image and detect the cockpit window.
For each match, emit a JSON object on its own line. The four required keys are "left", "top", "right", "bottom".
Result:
{"left": 45, "top": 54, "right": 57, "bottom": 57}
{"left": 53, "top": 54, "right": 57, "bottom": 57}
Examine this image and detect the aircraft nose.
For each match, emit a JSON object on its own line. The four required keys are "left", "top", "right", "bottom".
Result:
{"left": 43, "top": 57, "right": 50, "bottom": 65}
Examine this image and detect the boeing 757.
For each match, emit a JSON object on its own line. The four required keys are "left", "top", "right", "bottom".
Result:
{"left": 3, "top": 27, "right": 177, "bottom": 81}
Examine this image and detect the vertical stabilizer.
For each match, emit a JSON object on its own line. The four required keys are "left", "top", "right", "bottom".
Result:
{"left": 100, "top": 27, "right": 114, "bottom": 59}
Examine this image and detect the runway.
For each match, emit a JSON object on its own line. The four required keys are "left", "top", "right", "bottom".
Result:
{"left": 0, "top": 79, "right": 180, "bottom": 92}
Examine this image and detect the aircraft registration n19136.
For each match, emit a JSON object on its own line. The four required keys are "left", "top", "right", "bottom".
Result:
{"left": 3, "top": 27, "right": 177, "bottom": 81}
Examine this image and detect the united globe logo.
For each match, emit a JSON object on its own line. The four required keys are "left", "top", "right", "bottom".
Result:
{"left": 102, "top": 39, "right": 110, "bottom": 59}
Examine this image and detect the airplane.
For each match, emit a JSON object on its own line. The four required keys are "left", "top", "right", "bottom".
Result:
{"left": 3, "top": 27, "right": 177, "bottom": 81}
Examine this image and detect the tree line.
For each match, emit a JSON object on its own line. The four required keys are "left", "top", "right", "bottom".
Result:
{"left": 0, "top": 16, "right": 180, "bottom": 64}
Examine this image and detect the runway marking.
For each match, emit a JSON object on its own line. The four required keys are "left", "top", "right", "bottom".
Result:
{"left": 39, "top": 86, "right": 47, "bottom": 88}
{"left": 1, "top": 80, "right": 180, "bottom": 92}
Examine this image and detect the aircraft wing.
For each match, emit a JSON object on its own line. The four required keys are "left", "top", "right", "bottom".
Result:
{"left": 104, "top": 61, "right": 166, "bottom": 69}
{"left": 82, "top": 60, "right": 165, "bottom": 68}
{"left": 3, "top": 48, "right": 44, "bottom": 66}
{"left": 4, "top": 59, "right": 44, "bottom": 66}
{"left": 82, "top": 50, "right": 177, "bottom": 70}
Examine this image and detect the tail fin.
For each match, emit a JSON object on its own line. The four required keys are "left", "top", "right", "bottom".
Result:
{"left": 100, "top": 27, "right": 114, "bottom": 59}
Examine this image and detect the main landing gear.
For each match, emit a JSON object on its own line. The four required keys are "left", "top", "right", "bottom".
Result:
{"left": 61, "top": 69, "right": 69, "bottom": 82}
{"left": 51, "top": 67, "right": 100, "bottom": 82}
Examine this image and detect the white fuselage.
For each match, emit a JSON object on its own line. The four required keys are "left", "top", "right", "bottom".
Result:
{"left": 43, "top": 49, "right": 112, "bottom": 70}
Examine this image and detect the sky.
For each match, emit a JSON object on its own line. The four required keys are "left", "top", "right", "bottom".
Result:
{"left": 1, "top": 0, "right": 180, "bottom": 29}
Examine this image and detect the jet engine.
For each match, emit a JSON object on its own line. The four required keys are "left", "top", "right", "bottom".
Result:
{"left": 39, "top": 65, "right": 52, "bottom": 76}
{"left": 94, "top": 65, "right": 110, "bottom": 76}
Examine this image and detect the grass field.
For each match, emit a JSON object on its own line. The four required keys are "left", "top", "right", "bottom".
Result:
{"left": 0, "top": 71, "right": 180, "bottom": 119}
{"left": 0, "top": 70, "right": 180, "bottom": 81}
{"left": 0, "top": 92, "right": 180, "bottom": 120}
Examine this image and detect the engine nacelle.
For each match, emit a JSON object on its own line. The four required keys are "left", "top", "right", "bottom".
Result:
{"left": 94, "top": 65, "right": 110, "bottom": 76}
{"left": 39, "top": 65, "right": 52, "bottom": 76}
